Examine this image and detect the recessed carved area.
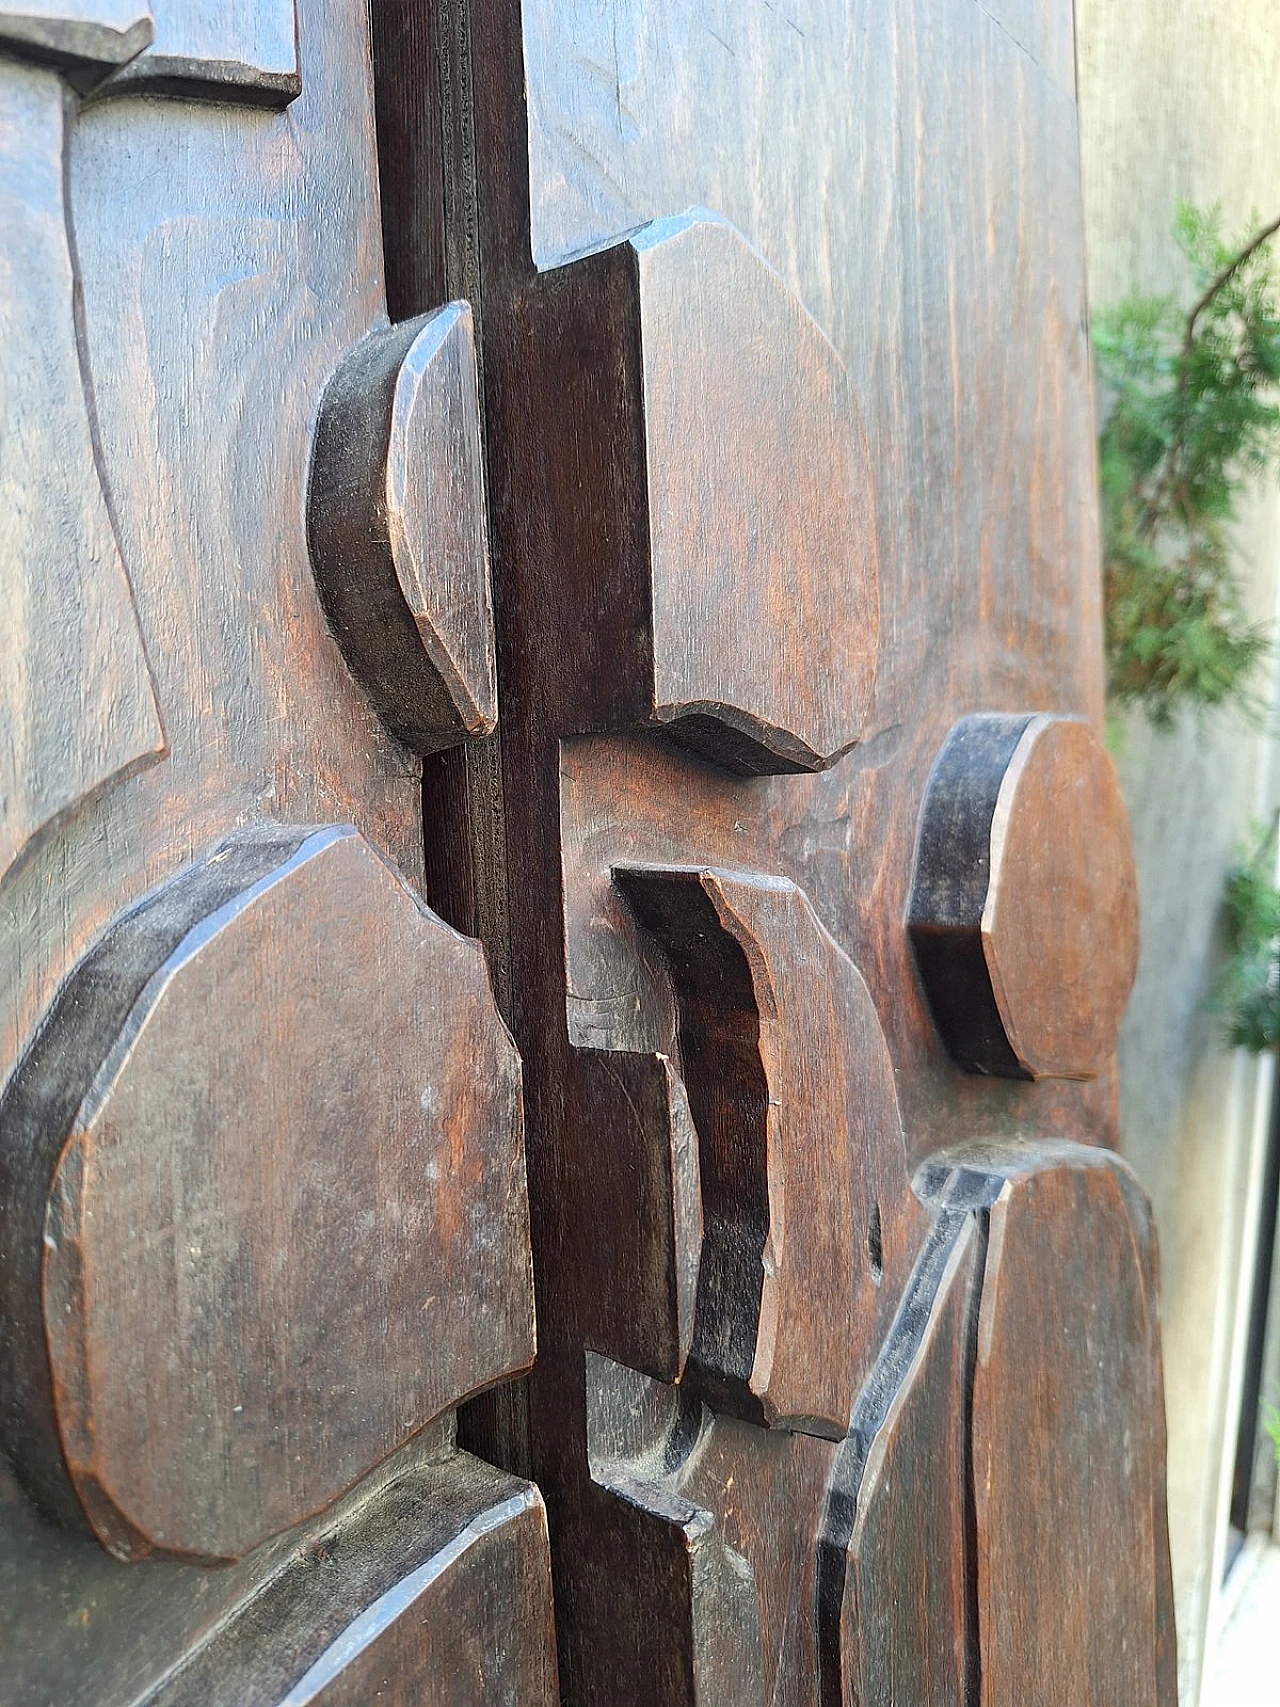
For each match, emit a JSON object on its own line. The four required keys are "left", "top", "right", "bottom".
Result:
{"left": 593, "top": 864, "right": 925, "bottom": 1438}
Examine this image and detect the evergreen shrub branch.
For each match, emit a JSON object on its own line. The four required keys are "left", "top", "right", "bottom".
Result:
{"left": 1209, "top": 821, "right": 1280, "bottom": 1054}
{"left": 1094, "top": 203, "right": 1280, "bottom": 728}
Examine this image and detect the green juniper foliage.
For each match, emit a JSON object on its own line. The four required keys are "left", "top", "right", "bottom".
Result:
{"left": 1210, "top": 822, "right": 1280, "bottom": 1054}
{"left": 1094, "top": 203, "right": 1280, "bottom": 728}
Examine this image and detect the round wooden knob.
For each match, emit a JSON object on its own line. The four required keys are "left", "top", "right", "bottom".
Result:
{"left": 907, "top": 714, "right": 1139, "bottom": 1080}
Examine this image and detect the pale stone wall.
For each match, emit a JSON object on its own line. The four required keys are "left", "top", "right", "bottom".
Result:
{"left": 1074, "top": 4, "right": 1280, "bottom": 1700}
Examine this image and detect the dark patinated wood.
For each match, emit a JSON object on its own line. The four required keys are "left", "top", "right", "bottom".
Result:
{"left": 0, "top": 0, "right": 550, "bottom": 1696}
{"left": 510, "top": 212, "right": 877, "bottom": 777}
{"left": 817, "top": 1211, "right": 980, "bottom": 1707}
{"left": 308, "top": 301, "right": 496, "bottom": 753}
{"left": 908, "top": 713, "right": 1139, "bottom": 1079}
{"left": 0, "top": 825, "right": 531, "bottom": 1562}
{"left": 5, "top": 0, "right": 1177, "bottom": 1700}
{"left": 575, "top": 1046, "right": 703, "bottom": 1384}
{"left": 611, "top": 864, "right": 924, "bottom": 1436}
{"left": 374, "top": 0, "right": 1177, "bottom": 1700}
{"left": 144, "top": 1451, "right": 556, "bottom": 1707}
{"left": 972, "top": 1147, "right": 1171, "bottom": 1707}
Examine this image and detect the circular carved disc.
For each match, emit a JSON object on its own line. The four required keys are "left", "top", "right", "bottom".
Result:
{"left": 982, "top": 717, "right": 1138, "bottom": 1079}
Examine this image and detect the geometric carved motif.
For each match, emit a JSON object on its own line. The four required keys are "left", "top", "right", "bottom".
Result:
{"left": 0, "top": 50, "right": 164, "bottom": 892}
{"left": 0, "top": 825, "right": 531, "bottom": 1562}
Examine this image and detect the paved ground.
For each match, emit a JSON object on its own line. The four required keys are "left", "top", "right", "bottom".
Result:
{"left": 1202, "top": 1538, "right": 1280, "bottom": 1705}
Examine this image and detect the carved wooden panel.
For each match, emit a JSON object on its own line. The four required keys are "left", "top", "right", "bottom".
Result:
{"left": 530, "top": 212, "right": 878, "bottom": 775}
{"left": 0, "top": 44, "right": 164, "bottom": 891}
{"left": 308, "top": 302, "right": 497, "bottom": 752}
{"left": 5, "top": 0, "right": 1175, "bottom": 1701}
{"left": 1, "top": 826, "right": 530, "bottom": 1562}
{"left": 0, "top": 0, "right": 553, "bottom": 1697}
{"left": 368, "top": 0, "right": 1176, "bottom": 1702}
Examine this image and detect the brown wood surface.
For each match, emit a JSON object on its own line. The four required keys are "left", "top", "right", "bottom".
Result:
{"left": 0, "top": 824, "right": 531, "bottom": 1562}
{"left": 384, "top": 0, "right": 1176, "bottom": 1699}
{"left": 2, "top": 0, "right": 1177, "bottom": 1699}
{"left": 143, "top": 1452, "right": 557, "bottom": 1707}
{"left": 0, "top": 53, "right": 164, "bottom": 892}
{"left": 819, "top": 1214, "right": 979, "bottom": 1707}
{"left": 530, "top": 211, "right": 877, "bottom": 776}
{"left": 0, "top": 0, "right": 550, "bottom": 1695}
{"left": 909, "top": 713, "right": 1139, "bottom": 1079}
{"left": 972, "top": 1148, "right": 1168, "bottom": 1707}
{"left": 984, "top": 716, "right": 1139, "bottom": 1078}
{"left": 612, "top": 864, "right": 924, "bottom": 1436}
{"left": 308, "top": 300, "right": 497, "bottom": 754}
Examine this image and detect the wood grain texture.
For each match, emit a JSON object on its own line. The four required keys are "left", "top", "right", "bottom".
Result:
{"left": 0, "top": 0, "right": 426, "bottom": 1076}
{"left": 818, "top": 1213, "right": 979, "bottom": 1707}
{"left": 106, "top": 0, "right": 301, "bottom": 104}
{"left": 575, "top": 1046, "right": 703, "bottom": 1383}
{"left": 972, "top": 1148, "right": 1166, "bottom": 1707}
{"left": 0, "top": 824, "right": 532, "bottom": 1561}
{"left": 525, "top": 212, "right": 877, "bottom": 776}
{"left": 0, "top": 59, "right": 164, "bottom": 890}
{"left": 1, "top": 0, "right": 552, "bottom": 1695}
{"left": 395, "top": 0, "right": 1160, "bottom": 1699}
{"left": 908, "top": 713, "right": 1139, "bottom": 1079}
{"left": 0, "top": 1, "right": 152, "bottom": 85}
{"left": 134, "top": 1448, "right": 556, "bottom": 1707}
{"left": 308, "top": 301, "right": 497, "bottom": 753}
{"left": 584, "top": 1355, "right": 838, "bottom": 1707}
{"left": 613, "top": 865, "right": 924, "bottom": 1437}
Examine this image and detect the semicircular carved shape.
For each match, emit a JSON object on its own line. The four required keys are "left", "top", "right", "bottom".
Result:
{"left": 0, "top": 825, "right": 532, "bottom": 1562}
{"left": 308, "top": 302, "right": 497, "bottom": 756}
{"left": 550, "top": 212, "right": 878, "bottom": 776}
{"left": 972, "top": 1150, "right": 1171, "bottom": 1707}
{"left": 815, "top": 1148, "right": 1173, "bottom": 1707}
{"left": 610, "top": 866, "right": 925, "bottom": 1438}
{"left": 907, "top": 713, "right": 1139, "bottom": 1080}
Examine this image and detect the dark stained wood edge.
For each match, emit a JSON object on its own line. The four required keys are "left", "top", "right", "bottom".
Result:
{"left": 614, "top": 867, "right": 770, "bottom": 1426}
{"left": 816, "top": 1183, "right": 984, "bottom": 1706}
{"left": 656, "top": 710, "right": 827, "bottom": 780}
{"left": 138, "top": 1449, "right": 551, "bottom": 1705}
{"left": 0, "top": 825, "right": 325, "bottom": 1538}
{"left": 0, "top": 7, "right": 152, "bottom": 91}
{"left": 574, "top": 1048, "right": 702, "bottom": 1384}
{"left": 907, "top": 714, "right": 1034, "bottom": 1077}
{"left": 589, "top": 1469, "right": 766, "bottom": 1707}
{"left": 307, "top": 311, "right": 493, "bottom": 754}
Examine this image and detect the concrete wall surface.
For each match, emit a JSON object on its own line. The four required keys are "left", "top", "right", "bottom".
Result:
{"left": 1074, "top": 3, "right": 1280, "bottom": 1700}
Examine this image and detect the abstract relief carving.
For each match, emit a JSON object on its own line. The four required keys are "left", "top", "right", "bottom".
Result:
{"left": 0, "top": 826, "right": 532, "bottom": 1563}
{"left": 0, "top": 29, "right": 164, "bottom": 891}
